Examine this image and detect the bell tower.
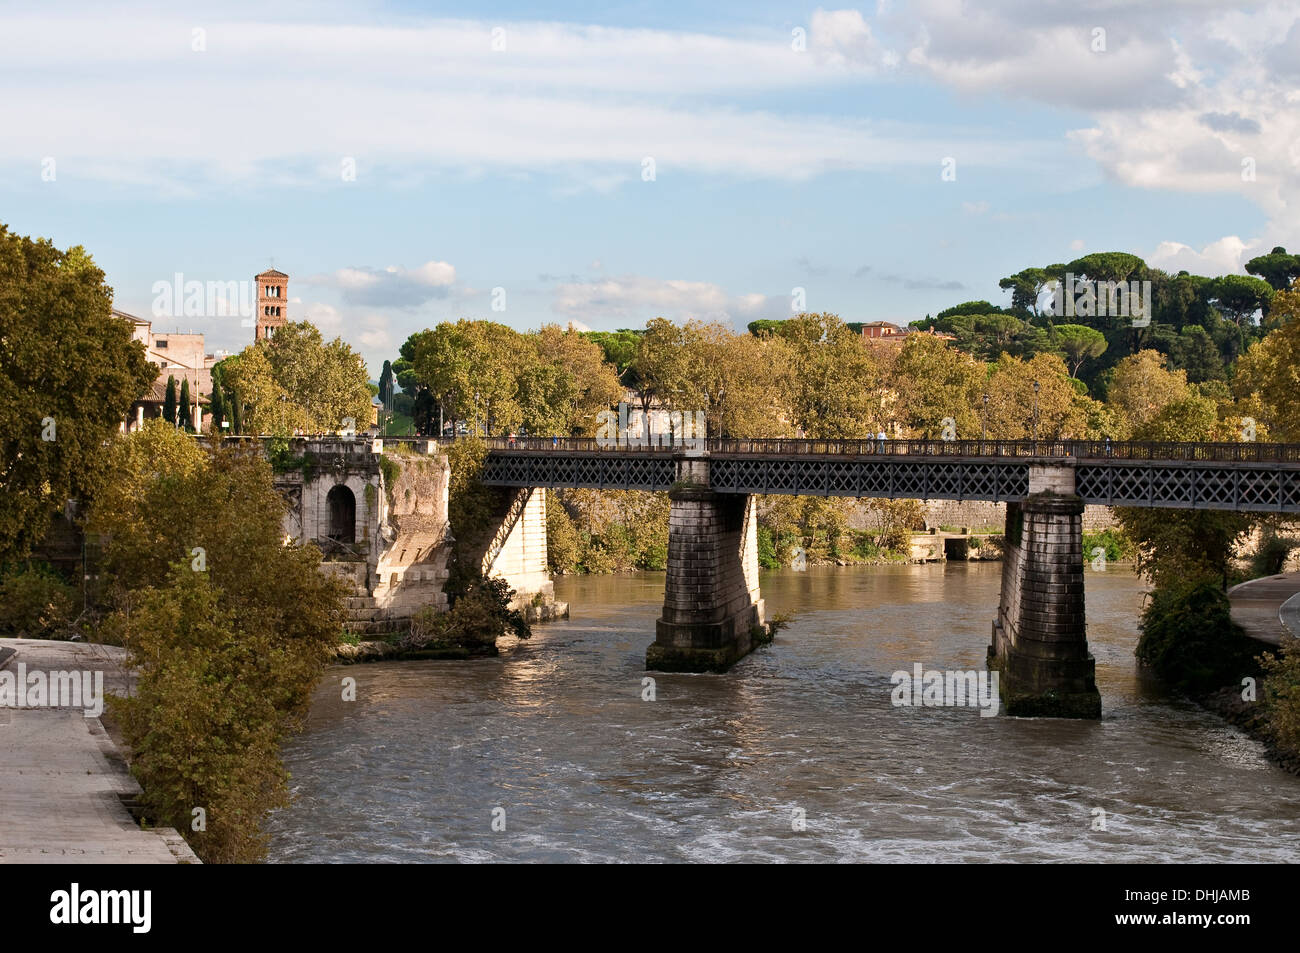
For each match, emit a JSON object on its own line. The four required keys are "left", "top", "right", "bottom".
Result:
{"left": 255, "top": 268, "right": 288, "bottom": 342}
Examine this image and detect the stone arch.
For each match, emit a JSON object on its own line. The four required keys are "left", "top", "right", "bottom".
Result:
{"left": 327, "top": 484, "right": 356, "bottom": 543}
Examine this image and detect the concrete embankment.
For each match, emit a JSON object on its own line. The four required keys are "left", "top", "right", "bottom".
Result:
{"left": 1228, "top": 572, "right": 1300, "bottom": 646}
{"left": 0, "top": 639, "right": 199, "bottom": 864}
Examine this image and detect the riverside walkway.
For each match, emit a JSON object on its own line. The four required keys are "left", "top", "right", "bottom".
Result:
{"left": 1228, "top": 573, "right": 1300, "bottom": 647}
{"left": 0, "top": 639, "right": 198, "bottom": 864}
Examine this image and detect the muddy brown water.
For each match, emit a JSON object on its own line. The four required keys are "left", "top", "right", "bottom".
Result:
{"left": 267, "top": 563, "right": 1300, "bottom": 862}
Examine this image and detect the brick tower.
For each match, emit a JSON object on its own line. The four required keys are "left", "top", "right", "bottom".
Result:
{"left": 255, "top": 268, "right": 288, "bottom": 342}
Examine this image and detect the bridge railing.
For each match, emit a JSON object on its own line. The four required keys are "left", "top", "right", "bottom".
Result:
{"left": 275, "top": 432, "right": 1300, "bottom": 462}
{"left": 710, "top": 438, "right": 1300, "bottom": 462}
{"left": 471, "top": 435, "right": 1300, "bottom": 462}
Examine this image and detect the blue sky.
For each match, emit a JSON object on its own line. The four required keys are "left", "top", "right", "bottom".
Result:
{"left": 2, "top": 0, "right": 1296, "bottom": 374}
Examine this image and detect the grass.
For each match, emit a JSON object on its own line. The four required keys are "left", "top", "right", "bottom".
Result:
{"left": 381, "top": 413, "right": 414, "bottom": 436}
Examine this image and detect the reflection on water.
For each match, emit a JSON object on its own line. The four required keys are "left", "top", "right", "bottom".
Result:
{"left": 267, "top": 563, "right": 1300, "bottom": 862}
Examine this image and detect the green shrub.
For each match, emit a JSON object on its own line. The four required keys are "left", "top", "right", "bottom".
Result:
{"left": 1136, "top": 581, "right": 1259, "bottom": 694}
{"left": 378, "top": 455, "right": 401, "bottom": 508}
{"left": 402, "top": 568, "right": 530, "bottom": 652}
{"left": 849, "top": 534, "right": 881, "bottom": 561}
{"left": 1261, "top": 636, "right": 1300, "bottom": 760}
{"left": 1251, "top": 532, "right": 1295, "bottom": 578}
{"left": 1083, "top": 527, "right": 1133, "bottom": 563}
{"left": 545, "top": 491, "right": 580, "bottom": 573}
{"left": 757, "top": 526, "right": 781, "bottom": 570}
{"left": 0, "top": 564, "right": 77, "bottom": 639}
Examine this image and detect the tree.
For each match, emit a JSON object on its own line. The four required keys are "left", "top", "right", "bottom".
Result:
{"left": 686, "top": 320, "right": 787, "bottom": 438}
{"left": 1166, "top": 325, "right": 1225, "bottom": 383}
{"left": 890, "top": 334, "right": 984, "bottom": 439}
{"left": 219, "top": 346, "right": 299, "bottom": 436}
{"left": 998, "top": 267, "right": 1052, "bottom": 316}
{"left": 209, "top": 373, "right": 226, "bottom": 434}
{"left": 163, "top": 375, "right": 178, "bottom": 425}
{"left": 529, "top": 324, "right": 622, "bottom": 434}
{"left": 582, "top": 329, "right": 643, "bottom": 383}
{"left": 229, "top": 385, "right": 243, "bottom": 435}
{"left": 1053, "top": 324, "right": 1108, "bottom": 376}
{"left": 263, "top": 321, "right": 372, "bottom": 433}
{"left": 412, "top": 320, "right": 528, "bottom": 435}
{"left": 984, "top": 353, "right": 1096, "bottom": 439}
{"left": 1116, "top": 506, "right": 1254, "bottom": 592}
{"left": 91, "top": 422, "right": 345, "bottom": 862}
{"left": 746, "top": 319, "right": 788, "bottom": 337}
{"left": 178, "top": 377, "right": 193, "bottom": 432}
{"left": 1061, "top": 251, "right": 1148, "bottom": 284}
{"left": 378, "top": 359, "right": 394, "bottom": 408}
{"left": 629, "top": 318, "right": 691, "bottom": 436}
{"left": 1208, "top": 274, "right": 1273, "bottom": 327}
{"left": 1105, "top": 350, "right": 1191, "bottom": 432}
{"left": 936, "top": 300, "right": 1007, "bottom": 320}
{"left": 0, "top": 227, "right": 156, "bottom": 562}
{"left": 774, "top": 313, "right": 882, "bottom": 437}
{"left": 938, "top": 312, "right": 1046, "bottom": 361}
{"left": 1245, "top": 246, "right": 1300, "bottom": 292}
{"left": 1234, "top": 288, "right": 1300, "bottom": 440}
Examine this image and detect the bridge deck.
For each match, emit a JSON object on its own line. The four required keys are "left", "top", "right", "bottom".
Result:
{"left": 474, "top": 438, "right": 1300, "bottom": 513}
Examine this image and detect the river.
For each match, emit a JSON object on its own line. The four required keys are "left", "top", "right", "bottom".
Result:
{"left": 266, "top": 563, "right": 1300, "bottom": 862}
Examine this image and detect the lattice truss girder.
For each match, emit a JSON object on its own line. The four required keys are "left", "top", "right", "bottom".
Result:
{"left": 481, "top": 453, "right": 675, "bottom": 490}
{"left": 707, "top": 458, "right": 1030, "bottom": 500}
{"left": 1077, "top": 464, "right": 1300, "bottom": 512}
{"left": 480, "top": 452, "right": 1300, "bottom": 512}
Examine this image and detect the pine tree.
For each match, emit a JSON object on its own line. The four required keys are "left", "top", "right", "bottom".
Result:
{"left": 163, "top": 376, "right": 178, "bottom": 425}
{"left": 178, "top": 378, "right": 193, "bottom": 432}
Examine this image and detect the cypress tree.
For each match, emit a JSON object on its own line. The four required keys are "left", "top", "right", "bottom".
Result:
{"left": 178, "top": 378, "right": 193, "bottom": 432}
{"left": 163, "top": 375, "right": 178, "bottom": 425}
{"left": 230, "top": 387, "right": 243, "bottom": 435}
{"left": 209, "top": 379, "right": 226, "bottom": 434}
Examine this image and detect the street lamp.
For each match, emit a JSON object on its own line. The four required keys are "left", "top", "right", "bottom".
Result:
{"left": 1032, "top": 381, "right": 1040, "bottom": 443}
{"left": 981, "top": 393, "right": 989, "bottom": 448}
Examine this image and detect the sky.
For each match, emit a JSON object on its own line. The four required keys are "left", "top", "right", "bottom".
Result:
{"left": 2, "top": 0, "right": 1298, "bottom": 374}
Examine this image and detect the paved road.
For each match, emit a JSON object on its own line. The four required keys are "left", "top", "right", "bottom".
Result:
{"left": 1227, "top": 572, "right": 1300, "bottom": 646}
{"left": 0, "top": 639, "right": 199, "bottom": 864}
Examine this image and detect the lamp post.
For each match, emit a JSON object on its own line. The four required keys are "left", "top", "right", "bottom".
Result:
{"left": 1032, "top": 380, "right": 1040, "bottom": 443}
{"left": 981, "top": 393, "right": 989, "bottom": 449}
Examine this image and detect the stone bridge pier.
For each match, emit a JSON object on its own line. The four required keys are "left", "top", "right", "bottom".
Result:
{"left": 987, "top": 461, "right": 1101, "bottom": 718}
{"left": 646, "top": 452, "right": 766, "bottom": 673}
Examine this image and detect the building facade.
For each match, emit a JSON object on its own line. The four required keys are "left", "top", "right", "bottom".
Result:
{"left": 117, "top": 309, "right": 220, "bottom": 432}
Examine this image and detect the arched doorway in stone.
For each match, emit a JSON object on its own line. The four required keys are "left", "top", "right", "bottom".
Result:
{"left": 327, "top": 484, "right": 356, "bottom": 543}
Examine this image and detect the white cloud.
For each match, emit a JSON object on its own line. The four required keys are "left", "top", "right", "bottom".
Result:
{"left": 306, "top": 261, "right": 457, "bottom": 307}
{"left": 809, "top": 8, "right": 882, "bottom": 70}
{"left": 301, "top": 302, "right": 344, "bottom": 333}
{"left": 1147, "top": 236, "right": 1263, "bottom": 275}
{"left": 0, "top": 6, "right": 1053, "bottom": 190}
{"left": 551, "top": 275, "right": 783, "bottom": 324}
